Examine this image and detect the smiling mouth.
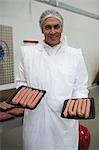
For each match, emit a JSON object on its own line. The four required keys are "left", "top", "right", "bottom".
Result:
{"left": 49, "top": 36, "right": 57, "bottom": 40}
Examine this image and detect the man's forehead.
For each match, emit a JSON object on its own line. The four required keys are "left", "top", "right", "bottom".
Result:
{"left": 43, "top": 17, "right": 61, "bottom": 25}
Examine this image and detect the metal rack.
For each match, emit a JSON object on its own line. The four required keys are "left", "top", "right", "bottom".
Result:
{"left": 0, "top": 117, "right": 23, "bottom": 134}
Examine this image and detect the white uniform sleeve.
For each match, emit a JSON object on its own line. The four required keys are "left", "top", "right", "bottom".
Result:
{"left": 16, "top": 47, "right": 27, "bottom": 88}
{"left": 71, "top": 53, "right": 89, "bottom": 98}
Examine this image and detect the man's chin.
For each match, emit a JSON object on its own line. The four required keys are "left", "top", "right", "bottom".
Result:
{"left": 45, "top": 40, "right": 60, "bottom": 47}
{"left": 49, "top": 42, "right": 59, "bottom": 47}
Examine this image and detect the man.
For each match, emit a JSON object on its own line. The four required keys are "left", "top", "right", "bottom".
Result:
{"left": 16, "top": 9, "right": 90, "bottom": 150}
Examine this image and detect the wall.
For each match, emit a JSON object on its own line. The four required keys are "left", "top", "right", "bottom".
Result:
{"left": 0, "top": 0, "right": 34, "bottom": 90}
{"left": 0, "top": 0, "right": 99, "bottom": 90}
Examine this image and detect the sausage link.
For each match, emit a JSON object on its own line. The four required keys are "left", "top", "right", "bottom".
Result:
{"left": 29, "top": 91, "right": 44, "bottom": 108}
{"left": 72, "top": 99, "right": 79, "bottom": 116}
{"left": 23, "top": 90, "right": 36, "bottom": 107}
{"left": 77, "top": 98, "right": 83, "bottom": 117}
{"left": 81, "top": 99, "right": 86, "bottom": 115}
{"left": 13, "top": 88, "right": 29, "bottom": 104}
{"left": 12, "top": 87, "right": 26, "bottom": 103}
{"left": 26, "top": 90, "right": 39, "bottom": 107}
{"left": 19, "top": 88, "right": 33, "bottom": 105}
{"left": 68, "top": 100, "right": 75, "bottom": 116}
{"left": 63, "top": 99, "right": 72, "bottom": 117}
{"left": 85, "top": 98, "right": 91, "bottom": 118}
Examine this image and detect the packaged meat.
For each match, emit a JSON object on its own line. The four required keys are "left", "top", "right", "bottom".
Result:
{"left": 29, "top": 91, "right": 45, "bottom": 109}
{"left": 61, "top": 98, "right": 95, "bottom": 119}
{"left": 22, "top": 89, "right": 35, "bottom": 106}
{"left": 12, "top": 87, "right": 26, "bottom": 104}
{"left": 0, "top": 101, "right": 15, "bottom": 111}
{"left": 6, "top": 86, "right": 46, "bottom": 109}
{"left": 19, "top": 88, "right": 33, "bottom": 105}
{"left": 8, "top": 108, "right": 24, "bottom": 117}
{"left": 26, "top": 90, "right": 39, "bottom": 108}
{"left": 0, "top": 112, "right": 14, "bottom": 122}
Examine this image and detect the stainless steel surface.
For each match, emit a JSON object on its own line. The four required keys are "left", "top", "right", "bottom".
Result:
{"left": 0, "top": 117, "right": 23, "bottom": 133}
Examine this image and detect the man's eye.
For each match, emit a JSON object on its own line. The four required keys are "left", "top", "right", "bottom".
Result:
{"left": 44, "top": 24, "right": 61, "bottom": 30}
{"left": 45, "top": 25, "right": 51, "bottom": 30}
{"left": 54, "top": 24, "right": 61, "bottom": 29}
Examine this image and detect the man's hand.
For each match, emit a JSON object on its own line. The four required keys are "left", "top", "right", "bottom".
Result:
{"left": 63, "top": 98, "right": 91, "bottom": 118}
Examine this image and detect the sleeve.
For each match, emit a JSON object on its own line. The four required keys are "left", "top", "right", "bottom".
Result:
{"left": 71, "top": 52, "right": 89, "bottom": 99}
{"left": 15, "top": 47, "right": 27, "bottom": 89}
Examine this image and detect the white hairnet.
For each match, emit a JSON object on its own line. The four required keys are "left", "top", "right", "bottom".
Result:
{"left": 39, "top": 9, "right": 63, "bottom": 29}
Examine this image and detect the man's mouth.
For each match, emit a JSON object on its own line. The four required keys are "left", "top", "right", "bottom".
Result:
{"left": 49, "top": 36, "right": 57, "bottom": 40}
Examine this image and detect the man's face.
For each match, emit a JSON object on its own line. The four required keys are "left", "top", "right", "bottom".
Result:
{"left": 42, "top": 17, "right": 63, "bottom": 47}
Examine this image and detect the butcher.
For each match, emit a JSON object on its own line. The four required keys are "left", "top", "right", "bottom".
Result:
{"left": 16, "top": 9, "right": 90, "bottom": 150}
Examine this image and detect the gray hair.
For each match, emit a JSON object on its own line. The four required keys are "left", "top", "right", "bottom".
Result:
{"left": 39, "top": 9, "right": 64, "bottom": 30}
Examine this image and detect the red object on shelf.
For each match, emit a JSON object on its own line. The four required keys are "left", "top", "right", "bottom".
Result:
{"left": 79, "top": 124, "right": 91, "bottom": 150}
{"left": 23, "top": 40, "right": 38, "bottom": 44}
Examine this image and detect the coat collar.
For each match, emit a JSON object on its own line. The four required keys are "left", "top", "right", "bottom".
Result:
{"left": 37, "top": 40, "right": 68, "bottom": 54}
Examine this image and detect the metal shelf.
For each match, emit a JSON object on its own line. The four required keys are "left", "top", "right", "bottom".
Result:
{"left": 0, "top": 116, "right": 23, "bottom": 134}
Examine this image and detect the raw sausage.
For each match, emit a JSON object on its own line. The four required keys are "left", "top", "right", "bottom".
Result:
{"left": 26, "top": 90, "right": 39, "bottom": 108}
{"left": 77, "top": 98, "right": 83, "bottom": 117}
{"left": 68, "top": 100, "right": 75, "bottom": 116}
{"left": 63, "top": 99, "right": 72, "bottom": 117}
{"left": 12, "top": 87, "right": 26, "bottom": 103}
{"left": 85, "top": 98, "right": 91, "bottom": 118}
{"left": 30, "top": 91, "right": 44, "bottom": 108}
{"left": 22, "top": 90, "right": 36, "bottom": 107}
{"left": 81, "top": 99, "right": 86, "bottom": 115}
{"left": 19, "top": 88, "right": 32, "bottom": 105}
{"left": 13, "top": 88, "right": 29, "bottom": 104}
{"left": 72, "top": 99, "right": 79, "bottom": 116}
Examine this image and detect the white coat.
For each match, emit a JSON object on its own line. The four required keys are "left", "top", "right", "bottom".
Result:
{"left": 16, "top": 39, "right": 89, "bottom": 150}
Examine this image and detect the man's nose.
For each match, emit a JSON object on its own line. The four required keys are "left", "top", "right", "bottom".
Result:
{"left": 50, "top": 26, "right": 56, "bottom": 33}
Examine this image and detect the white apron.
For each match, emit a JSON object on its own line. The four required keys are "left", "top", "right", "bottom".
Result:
{"left": 16, "top": 40, "right": 88, "bottom": 150}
